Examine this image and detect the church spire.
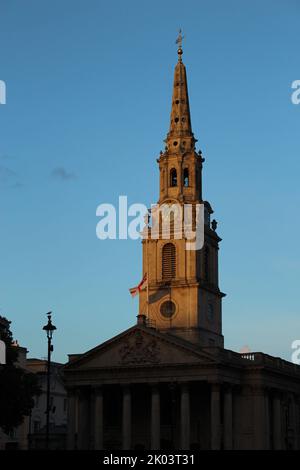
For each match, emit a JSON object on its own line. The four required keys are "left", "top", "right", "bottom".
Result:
{"left": 167, "top": 31, "right": 194, "bottom": 146}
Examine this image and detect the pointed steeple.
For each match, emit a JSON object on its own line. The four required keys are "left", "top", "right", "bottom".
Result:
{"left": 166, "top": 35, "right": 195, "bottom": 151}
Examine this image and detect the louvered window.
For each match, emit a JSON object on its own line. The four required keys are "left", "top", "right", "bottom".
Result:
{"left": 170, "top": 168, "right": 177, "bottom": 187}
{"left": 162, "top": 243, "right": 176, "bottom": 280}
{"left": 183, "top": 168, "right": 189, "bottom": 187}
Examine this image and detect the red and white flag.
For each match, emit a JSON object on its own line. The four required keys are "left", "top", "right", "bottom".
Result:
{"left": 129, "top": 273, "right": 147, "bottom": 298}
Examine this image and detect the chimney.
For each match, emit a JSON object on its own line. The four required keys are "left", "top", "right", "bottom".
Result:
{"left": 136, "top": 314, "right": 147, "bottom": 326}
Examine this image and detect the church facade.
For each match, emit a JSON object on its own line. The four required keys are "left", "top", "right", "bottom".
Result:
{"left": 63, "top": 45, "right": 300, "bottom": 450}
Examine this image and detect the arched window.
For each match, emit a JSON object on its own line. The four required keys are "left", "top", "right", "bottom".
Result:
{"left": 183, "top": 168, "right": 189, "bottom": 187}
{"left": 204, "top": 246, "right": 210, "bottom": 281}
{"left": 162, "top": 243, "right": 176, "bottom": 280}
{"left": 170, "top": 168, "right": 177, "bottom": 187}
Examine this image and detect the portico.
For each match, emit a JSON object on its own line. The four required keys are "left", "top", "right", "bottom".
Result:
{"left": 64, "top": 323, "right": 300, "bottom": 450}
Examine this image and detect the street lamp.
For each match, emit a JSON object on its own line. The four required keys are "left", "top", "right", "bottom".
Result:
{"left": 42, "top": 312, "right": 56, "bottom": 450}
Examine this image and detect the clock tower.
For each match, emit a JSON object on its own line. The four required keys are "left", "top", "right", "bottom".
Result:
{"left": 139, "top": 43, "right": 225, "bottom": 347}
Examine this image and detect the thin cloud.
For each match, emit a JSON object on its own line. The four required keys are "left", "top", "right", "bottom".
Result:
{"left": 10, "top": 182, "right": 23, "bottom": 189}
{"left": 0, "top": 155, "right": 14, "bottom": 161}
{"left": 0, "top": 165, "right": 17, "bottom": 181}
{"left": 51, "top": 167, "right": 76, "bottom": 181}
{"left": 0, "top": 165, "right": 23, "bottom": 189}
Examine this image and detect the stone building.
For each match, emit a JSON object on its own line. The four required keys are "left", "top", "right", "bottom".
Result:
{"left": 63, "top": 45, "right": 300, "bottom": 450}
{"left": 27, "top": 359, "right": 67, "bottom": 449}
{"left": 0, "top": 333, "right": 30, "bottom": 450}
{"left": 0, "top": 340, "right": 67, "bottom": 450}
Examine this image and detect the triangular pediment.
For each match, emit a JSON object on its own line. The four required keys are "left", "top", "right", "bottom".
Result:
{"left": 65, "top": 325, "right": 217, "bottom": 370}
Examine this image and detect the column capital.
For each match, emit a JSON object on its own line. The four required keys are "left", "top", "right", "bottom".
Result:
{"left": 122, "top": 383, "right": 131, "bottom": 393}
{"left": 210, "top": 382, "right": 221, "bottom": 393}
{"left": 66, "top": 386, "right": 78, "bottom": 396}
{"left": 180, "top": 382, "right": 190, "bottom": 391}
{"left": 78, "top": 386, "right": 90, "bottom": 400}
{"left": 272, "top": 389, "right": 282, "bottom": 399}
{"left": 223, "top": 383, "right": 233, "bottom": 392}
{"left": 149, "top": 382, "right": 160, "bottom": 392}
{"left": 252, "top": 384, "right": 267, "bottom": 396}
{"left": 148, "top": 382, "right": 160, "bottom": 388}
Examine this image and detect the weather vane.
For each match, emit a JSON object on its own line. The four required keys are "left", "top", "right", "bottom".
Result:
{"left": 175, "top": 28, "right": 184, "bottom": 49}
{"left": 175, "top": 29, "right": 184, "bottom": 60}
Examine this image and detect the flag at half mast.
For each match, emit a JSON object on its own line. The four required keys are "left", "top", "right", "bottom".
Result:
{"left": 129, "top": 273, "right": 147, "bottom": 298}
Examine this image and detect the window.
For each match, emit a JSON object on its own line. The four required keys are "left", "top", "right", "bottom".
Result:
{"left": 63, "top": 398, "right": 67, "bottom": 412}
{"left": 33, "top": 421, "right": 40, "bottom": 433}
{"left": 183, "top": 168, "right": 189, "bottom": 187}
{"left": 160, "top": 300, "right": 176, "bottom": 318}
{"left": 170, "top": 168, "right": 177, "bottom": 187}
{"left": 162, "top": 243, "right": 176, "bottom": 280}
{"left": 9, "top": 428, "right": 16, "bottom": 439}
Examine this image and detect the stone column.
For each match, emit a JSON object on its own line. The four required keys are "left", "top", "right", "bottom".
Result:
{"left": 273, "top": 392, "right": 282, "bottom": 450}
{"left": 211, "top": 383, "right": 221, "bottom": 450}
{"left": 265, "top": 391, "right": 270, "bottom": 450}
{"left": 67, "top": 388, "right": 78, "bottom": 450}
{"left": 295, "top": 399, "right": 300, "bottom": 450}
{"left": 78, "top": 388, "right": 90, "bottom": 450}
{"left": 177, "top": 157, "right": 183, "bottom": 195}
{"left": 94, "top": 386, "right": 104, "bottom": 450}
{"left": 122, "top": 385, "right": 132, "bottom": 450}
{"left": 224, "top": 385, "right": 233, "bottom": 450}
{"left": 164, "top": 165, "right": 168, "bottom": 194}
{"left": 180, "top": 383, "right": 190, "bottom": 450}
{"left": 253, "top": 386, "right": 267, "bottom": 449}
{"left": 151, "top": 384, "right": 160, "bottom": 450}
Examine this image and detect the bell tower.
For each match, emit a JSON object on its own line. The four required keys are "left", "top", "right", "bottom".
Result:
{"left": 139, "top": 39, "right": 225, "bottom": 348}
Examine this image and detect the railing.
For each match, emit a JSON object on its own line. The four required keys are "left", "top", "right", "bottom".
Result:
{"left": 237, "top": 351, "right": 300, "bottom": 374}
{"left": 241, "top": 353, "right": 256, "bottom": 361}
{"left": 146, "top": 318, "right": 156, "bottom": 329}
{"left": 217, "top": 348, "right": 300, "bottom": 375}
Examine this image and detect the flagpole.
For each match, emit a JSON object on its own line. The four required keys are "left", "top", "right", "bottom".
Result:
{"left": 146, "top": 233, "right": 149, "bottom": 319}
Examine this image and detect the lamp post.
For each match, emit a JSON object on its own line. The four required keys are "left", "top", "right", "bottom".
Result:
{"left": 43, "top": 312, "right": 56, "bottom": 450}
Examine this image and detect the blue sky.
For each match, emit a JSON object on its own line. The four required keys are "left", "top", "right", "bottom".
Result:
{"left": 0, "top": 0, "right": 299, "bottom": 362}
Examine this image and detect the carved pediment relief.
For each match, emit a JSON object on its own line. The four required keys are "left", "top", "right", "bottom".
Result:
{"left": 119, "top": 330, "right": 160, "bottom": 365}
{"left": 66, "top": 326, "right": 215, "bottom": 370}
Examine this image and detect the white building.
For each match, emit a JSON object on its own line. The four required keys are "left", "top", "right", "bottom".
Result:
{"left": 27, "top": 359, "right": 67, "bottom": 449}
{"left": 0, "top": 349, "right": 67, "bottom": 450}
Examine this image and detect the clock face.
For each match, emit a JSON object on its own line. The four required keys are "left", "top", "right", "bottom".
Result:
{"left": 207, "top": 302, "right": 214, "bottom": 322}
